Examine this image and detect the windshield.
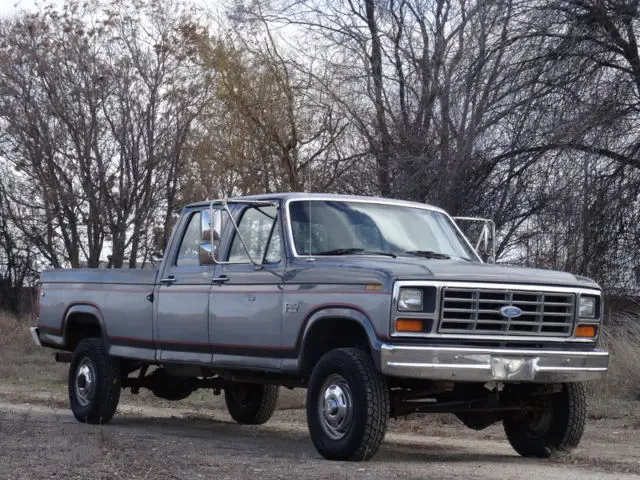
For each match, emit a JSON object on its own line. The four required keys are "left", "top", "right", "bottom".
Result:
{"left": 288, "top": 200, "right": 479, "bottom": 261}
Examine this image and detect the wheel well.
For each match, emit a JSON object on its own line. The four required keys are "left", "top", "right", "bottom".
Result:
{"left": 300, "top": 317, "right": 370, "bottom": 375}
{"left": 64, "top": 312, "right": 103, "bottom": 351}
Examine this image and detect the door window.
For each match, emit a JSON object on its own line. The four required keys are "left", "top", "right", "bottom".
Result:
{"left": 176, "top": 212, "right": 202, "bottom": 266}
{"left": 228, "top": 206, "right": 281, "bottom": 264}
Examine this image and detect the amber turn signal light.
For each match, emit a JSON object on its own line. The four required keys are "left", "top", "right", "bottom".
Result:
{"left": 575, "top": 325, "right": 597, "bottom": 338}
{"left": 395, "top": 318, "right": 424, "bottom": 333}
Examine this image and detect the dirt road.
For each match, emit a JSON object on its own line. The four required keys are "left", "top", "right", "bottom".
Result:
{"left": 1, "top": 390, "right": 639, "bottom": 480}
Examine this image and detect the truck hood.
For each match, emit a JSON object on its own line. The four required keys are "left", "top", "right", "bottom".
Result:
{"left": 305, "top": 257, "right": 601, "bottom": 289}
{"left": 399, "top": 259, "right": 599, "bottom": 288}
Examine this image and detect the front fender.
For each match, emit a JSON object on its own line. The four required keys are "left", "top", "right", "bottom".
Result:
{"left": 297, "top": 305, "right": 385, "bottom": 371}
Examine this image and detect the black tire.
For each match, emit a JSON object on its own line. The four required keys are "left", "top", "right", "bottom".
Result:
{"left": 68, "top": 338, "right": 121, "bottom": 425}
{"left": 503, "top": 382, "right": 586, "bottom": 458}
{"left": 306, "top": 348, "right": 389, "bottom": 461}
{"left": 224, "top": 383, "right": 279, "bottom": 425}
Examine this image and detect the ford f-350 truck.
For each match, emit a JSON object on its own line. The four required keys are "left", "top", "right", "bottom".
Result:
{"left": 30, "top": 193, "right": 608, "bottom": 461}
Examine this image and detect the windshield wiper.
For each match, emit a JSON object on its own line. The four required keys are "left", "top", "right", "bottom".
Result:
{"left": 403, "top": 250, "right": 451, "bottom": 259}
{"left": 314, "top": 248, "right": 397, "bottom": 258}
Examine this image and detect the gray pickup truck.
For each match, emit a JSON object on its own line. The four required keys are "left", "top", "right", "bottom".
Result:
{"left": 30, "top": 193, "right": 608, "bottom": 461}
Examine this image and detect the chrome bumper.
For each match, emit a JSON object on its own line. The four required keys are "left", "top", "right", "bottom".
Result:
{"left": 29, "top": 327, "right": 42, "bottom": 347}
{"left": 380, "top": 344, "right": 609, "bottom": 383}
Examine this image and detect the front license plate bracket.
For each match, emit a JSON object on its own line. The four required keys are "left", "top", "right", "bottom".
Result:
{"left": 491, "top": 356, "right": 537, "bottom": 381}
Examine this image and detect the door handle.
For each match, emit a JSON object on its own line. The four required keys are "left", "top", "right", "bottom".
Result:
{"left": 160, "top": 275, "right": 176, "bottom": 286}
{"left": 211, "top": 275, "right": 229, "bottom": 285}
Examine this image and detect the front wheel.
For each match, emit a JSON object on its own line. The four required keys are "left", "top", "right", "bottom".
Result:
{"left": 68, "top": 338, "right": 122, "bottom": 424}
{"left": 306, "top": 348, "right": 389, "bottom": 461}
{"left": 503, "top": 382, "right": 586, "bottom": 458}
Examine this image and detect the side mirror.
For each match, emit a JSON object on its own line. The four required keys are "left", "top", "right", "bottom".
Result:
{"left": 199, "top": 208, "right": 219, "bottom": 265}
{"left": 199, "top": 242, "right": 215, "bottom": 265}
{"left": 211, "top": 208, "right": 223, "bottom": 243}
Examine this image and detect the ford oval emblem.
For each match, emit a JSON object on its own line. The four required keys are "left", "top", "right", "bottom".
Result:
{"left": 500, "top": 306, "right": 523, "bottom": 318}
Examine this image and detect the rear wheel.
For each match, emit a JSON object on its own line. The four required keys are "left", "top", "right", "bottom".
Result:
{"left": 306, "top": 348, "right": 389, "bottom": 461}
{"left": 68, "top": 338, "right": 121, "bottom": 424}
{"left": 503, "top": 382, "right": 586, "bottom": 458}
{"left": 224, "top": 383, "right": 279, "bottom": 425}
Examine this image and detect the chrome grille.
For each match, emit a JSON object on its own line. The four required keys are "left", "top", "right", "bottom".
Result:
{"left": 439, "top": 287, "right": 575, "bottom": 336}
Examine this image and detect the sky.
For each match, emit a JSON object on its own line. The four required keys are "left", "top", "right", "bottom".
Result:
{"left": 0, "top": 0, "right": 214, "bottom": 17}
{"left": 0, "top": 0, "right": 64, "bottom": 17}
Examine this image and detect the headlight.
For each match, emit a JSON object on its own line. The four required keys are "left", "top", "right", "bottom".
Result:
{"left": 579, "top": 296, "right": 597, "bottom": 318}
{"left": 398, "top": 288, "right": 423, "bottom": 311}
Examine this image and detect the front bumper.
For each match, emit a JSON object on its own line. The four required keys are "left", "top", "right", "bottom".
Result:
{"left": 380, "top": 344, "right": 609, "bottom": 383}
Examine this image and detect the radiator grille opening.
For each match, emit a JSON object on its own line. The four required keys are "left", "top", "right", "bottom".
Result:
{"left": 439, "top": 288, "right": 575, "bottom": 337}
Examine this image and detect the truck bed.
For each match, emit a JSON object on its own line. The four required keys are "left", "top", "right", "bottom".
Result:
{"left": 38, "top": 268, "right": 159, "bottom": 361}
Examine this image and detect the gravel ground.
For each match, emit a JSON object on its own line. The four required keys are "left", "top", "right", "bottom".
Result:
{"left": 0, "top": 384, "right": 638, "bottom": 480}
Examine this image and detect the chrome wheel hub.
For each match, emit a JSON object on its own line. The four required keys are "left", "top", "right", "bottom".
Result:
{"left": 318, "top": 374, "right": 353, "bottom": 440}
{"left": 75, "top": 357, "right": 96, "bottom": 407}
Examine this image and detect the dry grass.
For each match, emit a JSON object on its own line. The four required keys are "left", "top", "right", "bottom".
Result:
{"left": 0, "top": 310, "right": 31, "bottom": 348}
{"left": 0, "top": 311, "right": 67, "bottom": 389}
{"left": 592, "top": 314, "right": 640, "bottom": 403}
{"left": 1, "top": 310, "right": 638, "bottom": 419}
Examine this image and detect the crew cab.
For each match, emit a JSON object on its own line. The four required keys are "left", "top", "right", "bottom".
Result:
{"left": 30, "top": 193, "right": 609, "bottom": 461}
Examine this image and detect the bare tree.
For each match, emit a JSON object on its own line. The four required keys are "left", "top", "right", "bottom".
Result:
{"left": 186, "top": 17, "right": 361, "bottom": 198}
{"left": 0, "top": 186, "right": 38, "bottom": 314}
{"left": 0, "top": 0, "right": 210, "bottom": 268}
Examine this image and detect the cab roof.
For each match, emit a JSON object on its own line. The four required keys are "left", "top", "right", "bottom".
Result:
{"left": 185, "top": 192, "right": 445, "bottom": 213}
